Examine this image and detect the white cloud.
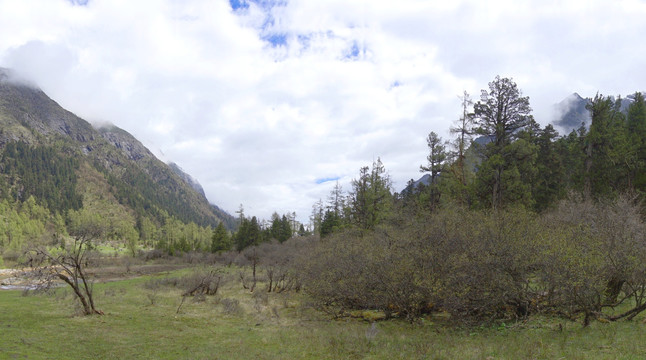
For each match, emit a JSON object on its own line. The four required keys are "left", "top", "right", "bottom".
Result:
{"left": 0, "top": 0, "right": 645, "bottom": 222}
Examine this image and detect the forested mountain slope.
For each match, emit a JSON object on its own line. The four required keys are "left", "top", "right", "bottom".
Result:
{"left": 0, "top": 68, "right": 235, "bottom": 235}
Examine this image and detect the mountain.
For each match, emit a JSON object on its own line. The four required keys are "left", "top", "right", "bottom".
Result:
{"left": 401, "top": 174, "right": 431, "bottom": 194}
{"left": 0, "top": 67, "right": 235, "bottom": 230}
{"left": 552, "top": 93, "right": 590, "bottom": 134}
{"left": 552, "top": 92, "right": 642, "bottom": 134}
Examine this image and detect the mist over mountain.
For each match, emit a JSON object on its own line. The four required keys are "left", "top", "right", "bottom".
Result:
{"left": 552, "top": 93, "right": 590, "bottom": 134}
{"left": 552, "top": 92, "right": 642, "bottom": 135}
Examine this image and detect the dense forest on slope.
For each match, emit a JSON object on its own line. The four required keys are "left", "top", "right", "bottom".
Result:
{"left": 0, "top": 141, "right": 82, "bottom": 213}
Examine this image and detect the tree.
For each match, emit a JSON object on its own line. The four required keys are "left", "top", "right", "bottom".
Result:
{"left": 420, "top": 132, "right": 447, "bottom": 183}
{"left": 234, "top": 216, "right": 262, "bottom": 251}
{"left": 474, "top": 76, "right": 532, "bottom": 148}
{"left": 25, "top": 209, "right": 106, "bottom": 315}
{"left": 280, "top": 215, "right": 292, "bottom": 242}
{"left": 270, "top": 214, "right": 292, "bottom": 242}
{"left": 420, "top": 131, "right": 447, "bottom": 209}
{"left": 349, "top": 158, "right": 392, "bottom": 230}
{"left": 473, "top": 76, "right": 533, "bottom": 209}
{"left": 626, "top": 92, "right": 646, "bottom": 192}
{"left": 211, "top": 222, "right": 231, "bottom": 253}
{"left": 310, "top": 199, "right": 324, "bottom": 235}
{"left": 446, "top": 91, "right": 476, "bottom": 205}
{"left": 532, "top": 124, "right": 566, "bottom": 212}
{"left": 327, "top": 181, "right": 345, "bottom": 216}
{"left": 320, "top": 210, "right": 342, "bottom": 238}
{"left": 298, "top": 223, "right": 307, "bottom": 236}
{"left": 584, "top": 94, "right": 626, "bottom": 199}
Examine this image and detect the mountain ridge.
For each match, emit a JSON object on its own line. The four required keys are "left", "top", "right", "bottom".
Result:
{"left": 0, "top": 67, "right": 236, "bottom": 230}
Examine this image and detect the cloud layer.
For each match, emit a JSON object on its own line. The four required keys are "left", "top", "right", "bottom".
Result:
{"left": 1, "top": 0, "right": 644, "bottom": 222}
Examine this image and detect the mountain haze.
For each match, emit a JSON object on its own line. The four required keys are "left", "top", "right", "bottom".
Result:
{"left": 553, "top": 92, "right": 643, "bottom": 134}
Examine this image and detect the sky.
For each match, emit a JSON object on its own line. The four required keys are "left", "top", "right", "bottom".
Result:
{"left": 0, "top": 0, "right": 645, "bottom": 223}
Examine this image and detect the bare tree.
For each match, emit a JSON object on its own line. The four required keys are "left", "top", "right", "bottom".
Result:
{"left": 25, "top": 210, "right": 106, "bottom": 315}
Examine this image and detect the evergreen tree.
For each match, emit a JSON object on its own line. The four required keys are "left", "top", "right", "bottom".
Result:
{"left": 420, "top": 131, "right": 447, "bottom": 209}
{"left": 279, "top": 214, "right": 292, "bottom": 242}
{"left": 234, "top": 216, "right": 262, "bottom": 251}
{"left": 327, "top": 181, "right": 345, "bottom": 216}
{"left": 532, "top": 124, "right": 566, "bottom": 212}
{"left": 626, "top": 92, "right": 646, "bottom": 192}
{"left": 310, "top": 199, "right": 324, "bottom": 235}
{"left": 584, "top": 94, "right": 627, "bottom": 199}
{"left": 234, "top": 217, "right": 251, "bottom": 252}
{"left": 349, "top": 158, "right": 392, "bottom": 230}
{"left": 320, "top": 210, "right": 342, "bottom": 237}
{"left": 473, "top": 76, "right": 534, "bottom": 209}
{"left": 211, "top": 222, "right": 231, "bottom": 253}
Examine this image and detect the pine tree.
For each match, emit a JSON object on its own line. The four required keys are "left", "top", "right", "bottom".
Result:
{"left": 211, "top": 222, "right": 231, "bottom": 253}
{"left": 473, "top": 76, "right": 533, "bottom": 209}
{"left": 349, "top": 158, "right": 392, "bottom": 230}
{"left": 420, "top": 131, "right": 447, "bottom": 209}
{"left": 584, "top": 94, "right": 627, "bottom": 199}
{"left": 532, "top": 124, "right": 566, "bottom": 212}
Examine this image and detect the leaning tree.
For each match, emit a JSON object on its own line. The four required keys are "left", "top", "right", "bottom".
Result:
{"left": 25, "top": 210, "right": 106, "bottom": 315}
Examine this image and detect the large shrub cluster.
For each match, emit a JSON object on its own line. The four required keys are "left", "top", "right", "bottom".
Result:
{"left": 297, "top": 196, "right": 646, "bottom": 325}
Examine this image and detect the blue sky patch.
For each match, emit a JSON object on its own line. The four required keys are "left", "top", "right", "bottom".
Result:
{"left": 68, "top": 0, "right": 89, "bottom": 6}
{"left": 229, "top": 0, "right": 250, "bottom": 10}
{"left": 343, "top": 41, "right": 364, "bottom": 60}
{"left": 316, "top": 176, "right": 341, "bottom": 185}
{"left": 230, "top": 0, "right": 290, "bottom": 48}
{"left": 263, "top": 33, "right": 288, "bottom": 47}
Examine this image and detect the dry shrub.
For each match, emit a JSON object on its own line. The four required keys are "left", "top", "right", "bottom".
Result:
{"left": 182, "top": 269, "right": 222, "bottom": 296}
{"left": 538, "top": 194, "right": 646, "bottom": 324}
{"left": 297, "top": 205, "right": 544, "bottom": 322}
{"left": 299, "top": 195, "right": 646, "bottom": 325}
{"left": 220, "top": 298, "right": 241, "bottom": 315}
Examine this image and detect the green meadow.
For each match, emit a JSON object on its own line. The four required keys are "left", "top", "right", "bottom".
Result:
{"left": 1, "top": 266, "right": 646, "bottom": 360}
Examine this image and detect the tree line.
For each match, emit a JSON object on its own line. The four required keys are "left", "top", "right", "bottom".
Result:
{"left": 307, "top": 76, "right": 646, "bottom": 234}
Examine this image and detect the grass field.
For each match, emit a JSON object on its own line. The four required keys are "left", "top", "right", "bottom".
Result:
{"left": 1, "top": 266, "right": 646, "bottom": 359}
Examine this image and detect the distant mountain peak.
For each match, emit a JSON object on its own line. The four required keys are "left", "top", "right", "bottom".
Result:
{"left": 552, "top": 93, "right": 591, "bottom": 134}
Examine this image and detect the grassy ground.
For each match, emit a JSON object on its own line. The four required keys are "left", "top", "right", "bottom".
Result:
{"left": 1, "top": 267, "right": 646, "bottom": 359}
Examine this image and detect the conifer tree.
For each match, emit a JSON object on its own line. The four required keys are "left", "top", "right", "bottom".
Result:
{"left": 211, "top": 222, "right": 231, "bottom": 253}
{"left": 473, "top": 76, "right": 533, "bottom": 209}
{"left": 349, "top": 158, "right": 392, "bottom": 230}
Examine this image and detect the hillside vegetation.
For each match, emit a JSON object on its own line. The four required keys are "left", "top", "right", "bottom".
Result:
{"left": 0, "top": 68, "right": 235, "bottom": 262}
